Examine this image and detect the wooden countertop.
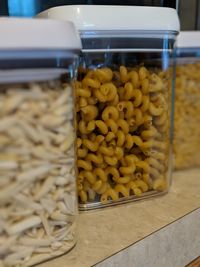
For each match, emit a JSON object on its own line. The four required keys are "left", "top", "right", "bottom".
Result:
{"left": 38, "top": 168, "right": 200, "bottom": 267}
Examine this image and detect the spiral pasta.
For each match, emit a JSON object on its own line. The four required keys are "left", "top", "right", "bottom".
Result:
{"left": 75, "top": 66, "right": 170, "bottom": 205}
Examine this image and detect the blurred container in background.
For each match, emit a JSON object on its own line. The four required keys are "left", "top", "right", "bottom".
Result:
{"left": 174, "top": 31, "right": 200, "bottom": 169}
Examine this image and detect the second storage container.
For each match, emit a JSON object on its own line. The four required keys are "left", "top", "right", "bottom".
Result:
{"left": 38, "top": 5, "right": 180, "bottom": 209}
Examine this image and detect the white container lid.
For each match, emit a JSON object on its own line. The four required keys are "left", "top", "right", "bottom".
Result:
{"left": 37, "top": 5, "right": 180, "bottom": 33}
{"left": 177, "top": 31, "right": 200, "bottom": 48}
{"left": 0, "top": 17, "right": 81, "bottom": 50}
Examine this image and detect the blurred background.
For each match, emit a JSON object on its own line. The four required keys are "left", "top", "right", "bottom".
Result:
{"left": 0, "top": 0, "right": 198, "bottom": 30}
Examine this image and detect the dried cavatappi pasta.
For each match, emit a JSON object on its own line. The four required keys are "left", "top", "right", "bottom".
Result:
{"left": 75, "top": 66, "right": 170, "bottom": 208}
{"left": 0, "top": 81, "right": 76, "bottom": 267}
{"left": 174, "top": 62, "right": 200, "bottom": 169}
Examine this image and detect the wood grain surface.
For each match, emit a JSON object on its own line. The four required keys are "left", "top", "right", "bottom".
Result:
{"left": 187, "top": 257, "right": 200, "bottom": 267}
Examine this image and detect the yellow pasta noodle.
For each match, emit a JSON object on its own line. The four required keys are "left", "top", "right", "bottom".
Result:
{"left": 105, "top": 166, "right": 120, "bottom": 180}
{"left": 77, "top": 147, "right": 88, "bottom": 158}
{"left": 92, "top": 180, "right": 103, "bottom": 191}
{"left": 98, "top": 145, "right": 114, "bottom": 156}
{"left": 117, "top": 101, "right": 134, "bottom": 119}
{"left": 116, "top": 130, "right": 126, "bottom": 147}
{"left": 142, "top": 173, "right": 152, "bottom": 187}
{"left": 115, "top": 184, "right": 129, "bottom": 197}
{"left": 88, "top": 133, "right": 97, "bottom": 141}
{"left": 109, "top": 139, "right": 117, "bottom": 147}
{"left": 94, "top": 88, "right": 107, "bottom": 102}
{"left": 154, "top": 112, "right": 167, "bottom": 126}
{"left": 117, "top": 119, "right": 129, "bottom": 134}
{"left": 140, "top": 95, "right": 150, "bottom": 112}
{"left": 136, "top": 160, "right": 150, "bottom": 173}
{"left": 94, "top": 67, "right": 113, "bottom": 83}
{"left": 102, "top": 106, "right": 119, "bottom": 121}
{"left": 96, "top": 182, "right": 109, "bottom": 194}
{"left": 95, "top": 120, "right": 108, "bottom": 134}
{"left": 141, "top": 78, "right": 150, "bottom": 94}
{"left": 86, "top": 153, "right": 103, "bottom": 165}
{"left": 119, "top": 65, "right": 129, "bottom": 83}
{"left": 93, "top": 168, "right": 107, "bottom": 182}
{"left": 87, "top": 96, "right": 98, "bottom": 105}
{"left": 105, "top": 131, "right": 116, "bottom": 142}
{"left": 87, "top": 120, "right": 96, "bottom": 132}
{"left": 141, "top": 126, "right": 160, "bottom": 140}
{"left": 79, "top": 97, "right": 88, "bottom": 108}
{"left": 135, "top": 180, "right": 148, "bottom": 192}
{"left": 81, "top": 105, "right": 98, "bottom": 121}
{"left": 82, "top": 139, "right": 99, "bottom": 152}
{"left": 125, "top": 134, "right": 134, "bottom": 149}
{"left": 80, "top": 170, "right": 96, "bottom": 184}
{"left": 129, "top": 70, "right": 140, "bottom": 88}
{"left": 106, "top": 119, "right": 118, "bottom": 133}
{"left": 149, "top": 103, "right": 164, "bottom": 116}
{"left": 82, "top": 77, "right": 101, "bottom": 88}
{"left": 149, "top": 73, "right": 164, "bottom": 92}
{"left": 146, "top": 157, "right": 165, "bottom": 173}
{"left": 78, "top": 120, "right": 89, "bottom": 134}
{"left": 118, "top": 86, "right": 125, "bottom": 100}
{"left": 127, "top": 181, "right": 142, "bottom": 197}
{"left": 76, "top": 88, "right": 91, "bottom": 98}
{"left": 124, "top": 82, "right": 133, "bottom": 100}
{"left": 100, "top": 83, "right": 117, "bottom": 101}
{"left": 119, "top": 155, "right": 137, "bottom": 175}
{"left": 115, "top": 176, "right": 131, "bottom": 184}
{"left": 149, "top": 150, "right": 166, "bottom": 161}
{"left": 77, "top": 181, "right": 83, "bottom": 191}
{"left": 101, "top": 188, "right": 119, "bottom": 203}
{"left": 134, "top": 108, "right": 143, "bottom": 125}
{"left": 149, "top": 167, "right": 160, "bottom": 179}
{"left": 152, "top": 176, "right": 167, "bottom": 191}
{"left": 77, "top": 160, "right": 92, "bottom": 171}
{"left": 139, "top": 66, "right": 149, "bottom": 80}
{"left": 104, "top": 156, "right": 118, "bottom": 166}
{"left": 132, "top": 89, "right": 142, "bottom": 107}
{"left": 78, "top": 120, "right": 95, "bottom": 134}
{"left": 109, "top": 93, "right": 119, "bottom": 106}
{"left": 114, "top": 147, "right": 124, "bottom": 160}
{"left": 79, "top": 190, "right": 88, "bottom": 202}
{"left": 77, "top": 138, "right": 82, "bottom": 148}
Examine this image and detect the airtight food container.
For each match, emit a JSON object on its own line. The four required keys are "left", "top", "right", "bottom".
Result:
{"left": 174, "top": 31, "right": 200, "bottom": 169}
{"left": 0, "top": 18, "right": 81, "bottom": 266}
{"left": 38, "top": 5, "right": 180, "bottom": 210}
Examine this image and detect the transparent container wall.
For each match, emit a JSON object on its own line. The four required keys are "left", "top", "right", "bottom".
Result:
{"left": 0, "top": 56, "right": 78, "bottom": 266}
{"left": 174, "top": 49, "right": 200, "bottom": 170}
{"left": 75, "top": 31, "right": 176, "bottom": 210}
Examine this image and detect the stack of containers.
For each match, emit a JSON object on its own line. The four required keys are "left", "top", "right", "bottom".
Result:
{"left": 0, "top": 18, "right": 81, "bottom": 266}
{"left": 174, "top": 31, "right": 200, "bottom": 169}
{"left": 38, "top": 5, "right": 180, "bottom": 210}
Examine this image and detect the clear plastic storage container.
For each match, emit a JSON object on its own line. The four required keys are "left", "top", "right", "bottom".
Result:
{"left": 175, "top": 31, "right": 200, "bottom": 169}
{"left": 0, "top": 18, "right": 81, "bottom": 266}
{"left": 38, "top": 5, "right": 179, "bottom": 210}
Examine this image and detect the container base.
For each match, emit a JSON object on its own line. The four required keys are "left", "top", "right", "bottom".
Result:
{"left": 79, "top": 190, "right": 168, "bottom": 211}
